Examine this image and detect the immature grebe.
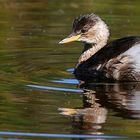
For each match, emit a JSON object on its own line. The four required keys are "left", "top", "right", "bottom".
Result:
{"left": 59, "top": 13, "right": 140, "bottom": 82}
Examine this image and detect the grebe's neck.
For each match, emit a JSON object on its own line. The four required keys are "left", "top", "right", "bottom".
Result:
{"left": 77, "top": 36, "right": 109, "bottom": 67}
{"left": 76, "top": 20, "right": 110, "bottom": 67}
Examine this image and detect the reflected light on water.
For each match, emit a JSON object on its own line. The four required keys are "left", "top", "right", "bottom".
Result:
{"left": 67, "top": 68, "right": 75, "bottom": 73}
{"left": 50, "top": 78, "right": 79, "bottom": 84}
{"left": 0, "top": 131, "right": 128, "bottom": 139}
{"left": 27, "top": 84, "right": 83, "bottom": 93}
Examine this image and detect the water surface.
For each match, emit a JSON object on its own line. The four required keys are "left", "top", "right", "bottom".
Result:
{"left": 0, "top": 0, "right": 139, "bottom": 139}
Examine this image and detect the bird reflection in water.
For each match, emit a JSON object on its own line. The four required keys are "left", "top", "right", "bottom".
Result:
{"left": 59, "top": 89, "right": 107, "bottom": 136}
{"left": 59, "top": 82, "right": 140, "bottom": 137}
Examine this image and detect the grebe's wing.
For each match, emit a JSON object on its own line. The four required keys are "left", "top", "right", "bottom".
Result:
{"left": 92, "top": 36, "right": 140, "bottom": 64}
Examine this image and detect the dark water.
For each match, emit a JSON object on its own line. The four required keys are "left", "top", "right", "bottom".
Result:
{"left": 0, "top": 0, "right": 139, "bottom": 139}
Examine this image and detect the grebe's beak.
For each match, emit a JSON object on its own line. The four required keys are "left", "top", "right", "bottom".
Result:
{"left": 59, "top": 33, "right": 81, "bottom": 44}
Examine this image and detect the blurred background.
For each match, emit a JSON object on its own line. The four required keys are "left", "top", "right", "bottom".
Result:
{"left": 0, "top": 0, "right": 139, "bottom": 139}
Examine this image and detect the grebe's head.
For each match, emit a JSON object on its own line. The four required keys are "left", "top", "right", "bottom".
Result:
{"left": 59, "top": 13, "right": 109, "bottom": 45}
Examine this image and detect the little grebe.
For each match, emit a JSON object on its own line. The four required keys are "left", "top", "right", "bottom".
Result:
{"left": 59, "top": 13, "right": 140, "bottom": 82}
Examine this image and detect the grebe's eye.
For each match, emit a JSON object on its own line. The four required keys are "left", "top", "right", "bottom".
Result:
{"left": 81, "top": 29, "right": 87, "bottom": 33}
{"left": 81, "top": 25, "right": 89, "bottom": 33}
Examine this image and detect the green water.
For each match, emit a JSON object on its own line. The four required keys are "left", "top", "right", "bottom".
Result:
{"left": 0, "top": 0, "right": 139, "bottom": 139}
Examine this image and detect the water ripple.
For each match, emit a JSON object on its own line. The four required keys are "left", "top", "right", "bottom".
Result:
{"left": 50, "top": 78, "right": 79, "bottom": 84}
{"left": 0, "top": 131, "right": 129, "bottom": 139}
{"left": 67, "top": 68, "right": 74, "bottom": 73}
{"left": 27, "top": 84, "right": 83, "bottom": 93}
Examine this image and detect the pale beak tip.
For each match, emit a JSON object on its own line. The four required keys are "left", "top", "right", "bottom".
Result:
{"left": 58, "top": 41, "right": 63, "bottom": 44}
